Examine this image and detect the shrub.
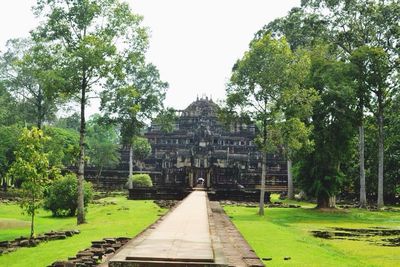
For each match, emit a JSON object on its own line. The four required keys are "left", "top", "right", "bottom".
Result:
{"left": 128, "top": 174, "right": 153, "bottom": 188}
{"left": 44, "top": 173, "right": 93, "bottom": 216}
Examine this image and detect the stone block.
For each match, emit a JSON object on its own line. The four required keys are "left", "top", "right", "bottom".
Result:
{"left": 104, "top": 238, "right": 117, "bottom": 244}
{"left": 18, "top": 239, "right": 30, "bottom": 247}
{"left": 76, "top": 251, "right": 94, "bottom": 258}
{"left": 105, "top": 247, "right": 115, "bottom": 254}
{"left": 0, "top": 241, "right": 10, "bottom": 248}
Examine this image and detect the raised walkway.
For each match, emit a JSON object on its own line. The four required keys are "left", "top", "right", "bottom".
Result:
{"left": 108, "top": 191, "right": 264, "bottom": 267}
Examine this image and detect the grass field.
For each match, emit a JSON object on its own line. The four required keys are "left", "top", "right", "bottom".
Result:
{"left": 224, "top": 197, "right": 400, "bottom": 267}
{"left": 0, "top": 197, "right": 163, "bottom": 267}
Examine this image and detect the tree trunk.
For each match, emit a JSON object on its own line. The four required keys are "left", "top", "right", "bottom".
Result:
{"left": 128, "top": 145, "right": 133, "bottom": 189}
{"left": 37, "top": 88, "right": 43, "bottom": 129}
{"left": 287, "top": 159, "right": 294, "bottom": 199}
{"left": 329, "top": 195, "right": 336, "bottom": 208}
{"left": 77, "top": 80, "right": 86, "bottom": 225}
{"left": 377, "top": 101, "right": 384, "bottom": 209}
{"left": 96, "top": 165, "right": 103, "bottom": 187}
{"left": 30, "top": 198, "right": 35, "bottom": 239}
{"left": 259, "top": 151, "right": 266, "bottom": 216}
{"left": 2, "top": 177, "right": 7, "bottom": 191}
{"left": 359, "top": 125, "right": 367, "bottom": 208}
{"left": 316, "top": 195, "right": 329, "bottom": 209}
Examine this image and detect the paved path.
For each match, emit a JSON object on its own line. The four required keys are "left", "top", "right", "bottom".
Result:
{"left": 108, "top": 191, "right": 264, "bottom": 267}
{"left": 109, "top": 191, "right": 221, "bottom": 266}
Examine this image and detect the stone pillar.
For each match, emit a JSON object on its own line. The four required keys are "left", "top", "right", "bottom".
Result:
{"left": 206, "top": 170, "right": 211, "bottom": 188}
{"left": 188, "top": 171, "right": 193, "bottom": 188}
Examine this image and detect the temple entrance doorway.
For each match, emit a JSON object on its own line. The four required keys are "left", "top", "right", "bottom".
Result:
{"left": 194, "top": 168, "right": 205, "bottom": 188}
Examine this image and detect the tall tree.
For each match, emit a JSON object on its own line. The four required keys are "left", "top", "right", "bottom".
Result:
{"left": 295, "top": 45, "right": 356, "bottom": 208}
{"left": 227, "top": 34, "right": 311, "bottom": 215}
{"left": 274, "top": 59, "right": 319, "bottom": 199}
{"left": 101, "top": 60, "right": 167, "bottom": 182}
{"left": 301, "top": 0, "right": 400, "bottom": 208}
{"left": 351, "top": 47, "right": 391, "bottom": 208}
{"left": 34, "top": 0, "right": 149, "bottom": 224}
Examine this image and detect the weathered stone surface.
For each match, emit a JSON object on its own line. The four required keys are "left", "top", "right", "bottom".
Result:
{"left": 77, "top": 251, "right": 94, "bottom": 258}
{"left": 106, "top": 192, "right": 264, "bottom": 267}
{"left": 54, "top": 234, "right": 67, "bottom": 240}
{"left": 18, "top": 239, "right": 30, "bottom": 247}
{"left": 104, "top": 238, "right": 116, "bottom": 244}
{"left": 105, "top": 247, "right": 115, "bottom": 254}
{"left": 84, "top": 97, "right": 288, "bottom": 196}
{"left": 49, "top": 236, "right": 131, "bottom": 267}
{"left": 153, "top": 199, "right": 178, "bottom": 209}
{"left": 0, "top": 241, "right": 10, "bottom": 247}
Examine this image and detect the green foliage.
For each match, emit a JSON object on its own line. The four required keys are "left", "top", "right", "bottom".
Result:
{"left": 0, "top": 84, "right": 21, "bottom": 126}
{"left": 101, "top": 61, "right": 168, "bottom": 144}
{"left": 153, "top": 108, "right": 177, "bottom": 133}
{"left": 44, "top": 174, "right": 93, "bottom": 217}
{"left": 0, "top": 125, "right": 21, "bottom": 185}
{"left": 43, "top": 126, "right": 80, "bottom": 168}
{"left": 6, "top": 128, "right": 60, "bottom": 237}
{"left": 131, "top": 137, "right": 151, "bottom": 161}
{"left": 0, "top": 38, "right": 63, "bottom": 128}
{"left": 295, "top": 47, "right": 357, "bottom": 207}
{"left": 53, "top": 113, "right": 81, "bottom": 132}
{"left": 228, "top": 34, "right": 314, "bottom": 152}
{"left": 86, "top": 114, "right": 120, "bottom": 179}
{"left": 129, "top": 174, "right": 153, "bottom": 188}
{"left": 256, "top": 7, "right": 329, "bottom": 50}
{"left": 384, "top": 96, "right": 400, "bottom": 197}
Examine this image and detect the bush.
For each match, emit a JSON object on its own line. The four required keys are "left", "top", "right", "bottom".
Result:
{"left": 44, "top": 173, "right": 93, "bottom": 217}
{"left": 129, "top": 174, "right": 153, "bottom": 188}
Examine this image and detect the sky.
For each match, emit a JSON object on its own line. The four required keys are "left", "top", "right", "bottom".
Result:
{"left": 0, "top": 0, "right": 301, "bottom": 114}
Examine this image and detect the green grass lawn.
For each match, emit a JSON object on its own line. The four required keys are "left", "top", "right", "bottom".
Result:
{"left": 224, "top": 197, "right": 400, "bottom": 267}
{"left": 0, "top": 197, "right": 164, "bottom": 267}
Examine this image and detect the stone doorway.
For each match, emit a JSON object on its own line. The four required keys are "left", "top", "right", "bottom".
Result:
{"left": 195, "top": 168, "right": 205, "bottom": 188}
{"left": 192, "top": 168, "right": 211, "bottom": 188}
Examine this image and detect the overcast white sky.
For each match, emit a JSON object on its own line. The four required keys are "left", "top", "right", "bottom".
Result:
{"left": 0, "top": 0, "right": 300, "bottom": 114}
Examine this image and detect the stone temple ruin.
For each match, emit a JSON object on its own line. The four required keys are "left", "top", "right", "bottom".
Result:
{"left": 86, "top": 97, "right": 288, "bottom": 200}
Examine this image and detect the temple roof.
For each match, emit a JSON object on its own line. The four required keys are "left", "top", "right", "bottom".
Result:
{"left": 183, "top": 97, "right": 218, "bottom": 117}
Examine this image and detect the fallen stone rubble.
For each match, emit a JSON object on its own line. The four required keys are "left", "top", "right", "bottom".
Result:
{"left": 219, "top": 200, "right": 301, "bottom": 208}
{"left": 49, "top": 237, "right": 130, "bottom": 267}
{"left": 153, "top": 199, "right": 178, "bottom": 209}
{"left": 0, "top": 230, "right": 80, "bottom": 255}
